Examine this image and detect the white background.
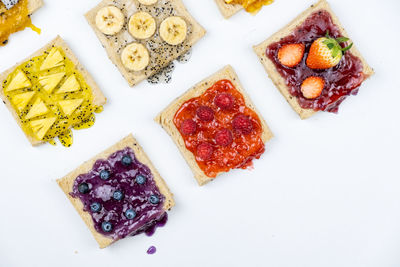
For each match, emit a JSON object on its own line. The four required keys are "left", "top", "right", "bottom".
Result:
{"left": 0, "top": 0, "right": 399, "bottom": 266}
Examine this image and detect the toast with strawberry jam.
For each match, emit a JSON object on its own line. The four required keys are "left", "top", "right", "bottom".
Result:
{"left": 253, "top": 0, "right": 374, "bottom": 119}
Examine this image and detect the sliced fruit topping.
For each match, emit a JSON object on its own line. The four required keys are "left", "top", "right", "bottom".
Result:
{"left": 95, "top": 6, "right": 125, "bottom": 35}
{"left": 11, "top": 91, "right": 35, "bottom": 112}
{"left": 58, "top": 99, "right": 84, "bottom": 116}
{"left": 215, "top": 128, "right": 233, "bottom": 147}
{"left": 138, "top": 0, "right": 157, "bottom": 5}
{"left": 149, "top": 195, "right": 160, "bottom": 204}
{"left": 300, "top": 76, "right": 325, "bottom": 99}
{"left": 38, "top": 72, "right": 65, "bottom": 94}
{"left": 101, "top": 221, "right": 113, "bottom": 232}
{"left": 25, "top": 98, "right": 49, "bottom": 120}
{"left": 125, "top": 209, "right": 137, "bottom": 219}
{"left": 29, "top": 117, "right": 56, "bottom": 140}
{"left": 277, "top": 43, "right": 305, "bottom": 68}
{"left": 56, "top": 74, "right": 80, "bottom": 94}
{"left": 180, "top": 119, "right": 197, "bottom": 135}
{"left": 40, "top": 47, "right": 64, "bottom": 71}
{"left": 1, "top": 0, "right": 19, "bottom": 10}
{"left": 196, "top": 142, "right": 213, "bottom": 161}
{"left": 160, "top": 16, "right": 187, "bottom": 46}
{"left": 128, "top": 11, "right": 156, "bottom": 40}
{"left": 78, "top": 182, "right": 90, "bottom": 194}
{"left": 214, "top": 92, "right": 235, "bottom": 110}
{"left": 196, "top": 106, "right": 214, "bottom": 122}
{"left": 121, "top": 43, "right": 150, "bottom": 71}
{"left": 306, "top": 31, "right": 353, "bottom": 69}
{"left": 232, "top": 114, "right": 253, "bottom": 135}
{"left": 5, "top": 69, "right": 31, "bottom": 92}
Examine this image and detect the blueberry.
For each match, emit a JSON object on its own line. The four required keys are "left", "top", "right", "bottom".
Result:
{"left": 135, "top": 175, "right": 146, "bottom": 185}
{"left": 78, "top": 183, "right": 89, "bottom": 194}
{"left": 122, "top": 155, "right": 132, "bottom": 166}
{"left": 149, "top": 195, "right": 160, "bottom": 205}
{"left": 125, "top": 209, "right": 136, "bottom": 220}
{"left": 113, "top": 190, "right": 124, "bottom": 201}
{"left": 101, "top": 221, "right": 113, "bottom": 232}
{"left": 99, "top": 170, "right": 111, "bottom": 180}
{"left": 90, "top": 202, "right": 102, "bottom": 213}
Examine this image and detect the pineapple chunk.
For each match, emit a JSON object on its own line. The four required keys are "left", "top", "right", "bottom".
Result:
{"left": 30, "top": 117, "right": 57, "bottom": 140}
{"left": 5, "top": 69, "right": 32, "bottom": 92}
{"left": 38, "top": 72, "right": 65, "bottom": 94}
{"left": 56, "top": 74, "right": 80, "bottom": 94}
{"left": 11, "top": 91, "right": 36, "bottom": 112}
{"left": 25, "top": 98, "right": 49, "bottom": 119}
{"left": 40, "top": 48, "right": 65, "bottom": 71}
{"left": 58, "top": 99, "right": 84, "bottom": 116}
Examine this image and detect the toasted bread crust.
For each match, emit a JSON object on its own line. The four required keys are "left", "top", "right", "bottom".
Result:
{"left": 214, "top": 0, "right": 242, "bottom": 19}
{"left": 253, "top": 0, "right": 374, "bottom": 119}
{"left": 28, "top": 0, "right": 43, "bottom": 13}
{"left": 85, "top": 0, "right": 206, "bottom": 87}
{"left": 57, "top": 134, "right": 175, "bottom": 248}
{"left": 155, "top": 65, "right": 273, "bottom": 186}
{"left": 0, "top": 36, "right": 106, "bottom": 146}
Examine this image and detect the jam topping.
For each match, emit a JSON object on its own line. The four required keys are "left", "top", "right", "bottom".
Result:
{"left": 225, "top": 0, "right": 274, "bottom": 13}
{"left": 0, "top": 0, "right": 40, "bottom": 46}
{"left": 2, "top": 46, "right": 104, "bottom": 147}
{"left": 266, "top": 10, "right": 366, "bottom": 113}
{"left": 174, "top": 80, "right": 265, "bottom": 178}
{"left": 70, "top": 147, "right": 167, "bottom": 240}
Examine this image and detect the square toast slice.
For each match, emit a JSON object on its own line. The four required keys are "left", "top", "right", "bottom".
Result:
{"left": 0, "top": 36, "right": 106, "bottom": 146}
{"left": 57, "top": 134, "right": 175, "bottom": 248}
{"left": 155, "top": 65, "right": 273, "bottom": 186}
{"left": 28, "top": 0, "right": 43, "bottom": 13}
{"left": 85, "top": 0, "right": 206, "bottom": 87}
{"left": 214, "top": 0, "right": 242, "bottom": 19}
{"left": 253, "top": 0, "right": 374, "bottom": 119}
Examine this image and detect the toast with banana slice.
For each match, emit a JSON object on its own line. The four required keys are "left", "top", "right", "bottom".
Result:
{"left": 85, "top": 0, "right": 206, "bottom": 87}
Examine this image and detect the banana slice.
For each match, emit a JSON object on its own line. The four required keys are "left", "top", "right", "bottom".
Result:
{"left": 95, "top": 6, "right": 125, "bottom": 35}
{"left": 138, "top": 0, "right": 157, "bottom": 5}
{"left": 159, "top": 16, "right": 187, "bottom": 46}
{"left": 121, "top": 43, "right": 150, "bottom": 71}
{"left": 128, "top": 12, "right": 156, "bottom": 40}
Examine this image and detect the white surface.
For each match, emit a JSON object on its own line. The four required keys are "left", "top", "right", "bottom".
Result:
{"left": 0, "top": 0, "right": 399, "bottom": 266}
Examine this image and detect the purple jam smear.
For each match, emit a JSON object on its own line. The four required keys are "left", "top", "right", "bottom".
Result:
{"left": 266, "top": 10, "right": 366, "bottom": 113}
{"left": 70, "top": 147, "right": 167, "bottom": 240}
{"left": 147, "top": 246, "right": 157, "bottom": 255}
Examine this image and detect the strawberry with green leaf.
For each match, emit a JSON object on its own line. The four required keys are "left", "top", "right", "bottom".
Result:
{"left": 306, "top": 31, "right": 353, "bottom": 69}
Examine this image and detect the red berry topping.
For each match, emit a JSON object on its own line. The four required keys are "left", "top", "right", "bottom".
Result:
{"left": 232, "top": 114, "right": 253, "bottom": 135}
{"left": 301, "top": 76, "right": 325, "bottom": 99}
{"left": 215, "top": 128, "right": 233, "bottom": 147}
{"left": 214, "top": 93, "right": 234, "bottom": 110}
{"left": 196, "top": 142, "right": 213, "bottom": 161}
{"left": 196, "top": 106, "right": 214, "bottom": 122}
{"left": 278, "top": 43, "right": 305, "bottom": 68}
{"left": 180, "top": 119, "right": 197, "bottom": 135}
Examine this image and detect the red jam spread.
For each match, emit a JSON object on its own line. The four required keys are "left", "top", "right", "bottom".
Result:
{"left": 70, "top": 147, "right": 167, "bottom": 240}
{"left": 174, "top": 79, "right": 265, "bottom": 178}
{"left": 266, "top": 10, "right": 366, "bottom": 113}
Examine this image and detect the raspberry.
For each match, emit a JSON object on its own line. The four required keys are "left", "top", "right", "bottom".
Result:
{"left": 196, "top": 142, "right": 213, "bottom": 161}
{"left": 214, "top": 93, "right": 234, "bottom": 110}
{"left": 180, "top": 119, "right": 197, "bottom": 135}
{"left": 232, "top": 114, "right": 253, "bottom": 135}
{"left": 196, "top": 106, "right": 214, "bottom": 122}
{"left": 215, "top": 128, "right": 233, "bottom": 147}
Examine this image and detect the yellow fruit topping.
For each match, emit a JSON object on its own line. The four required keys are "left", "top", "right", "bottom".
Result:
{"left": 0, "top": 0, "right": 40, "bottom": 46}
{"left": 2, "top": 46, "right": 104, "bottom": 147}
{"left": 38, "top": 72, "right": 65, "bottom": 94}
{"left": 5, "top": 69, "right": 31, "bottom": 92}
{"left": 225, "top": 0, "right": 273, "bottom": 13}
{"left": 40, "top": 47, "right": 65, "bottom": 71}
{"left": 11, "top": 91, "right": 35, "bottom": 112}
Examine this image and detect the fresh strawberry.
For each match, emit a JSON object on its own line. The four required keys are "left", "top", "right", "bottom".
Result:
{"left": 300, "top": 76, "right": 325, "bottom": 99}
{"left": 277, "top": 43, "right": 305, "bottom": 68}
{"left": 196, "top": 106, "right": 214, "bottom": 122}
{"left": 306, "top": 31, "right": 353, "bottom": 69}
{"left": 180, "top": 119, "right": 197, "bottom": 135}
{"left": 196, "top": 142, "right": 213, "bottom": 161}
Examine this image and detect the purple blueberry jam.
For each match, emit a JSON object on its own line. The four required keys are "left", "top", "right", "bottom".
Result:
{"left": 70, "top": 147, "right": 167, "bottom": 240}
{"left": 147, "top": 246, "right": 157, "bottom": 255}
